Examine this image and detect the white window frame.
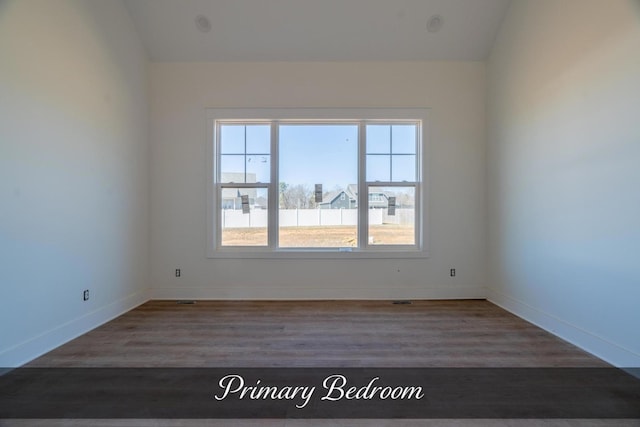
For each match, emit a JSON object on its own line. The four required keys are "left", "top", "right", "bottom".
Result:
{"left": 206, "top": 108, "right": 430, "bottom": 259}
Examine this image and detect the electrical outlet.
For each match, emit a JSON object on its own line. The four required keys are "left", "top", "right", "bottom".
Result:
{"left": 175, "top": 268, "right": 181, "bottom": 278}
{"left": 450, "top": 269, "right": 456, "bottom": 277}
{"left": 83, "top": 289, "right": 89, "bottom": 301}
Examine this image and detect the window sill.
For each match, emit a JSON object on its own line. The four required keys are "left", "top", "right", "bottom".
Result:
{"left": 206, "top": 249, "right": 430, "bottom": 260}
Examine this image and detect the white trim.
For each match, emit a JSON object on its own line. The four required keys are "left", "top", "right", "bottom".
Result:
{"left": 152, "top": 286, "right": 486, "bottom": 301}
{"left": 204, "top": 249, "right": 429, "bottom": 259}
{"left": 421, "top": 117, "right": 431, "bottom": 255}
{"left": 488, "top": 288, "right": 640, "bottom": 368}
{"left": 0, "top": 290, "right": 150, "bottom": 367}
{"left": 205, "top": 107, "right": 431, "bottom": 121}
{"left": 206, "top": 120, "right": 216, "bottom": 256}
{"left": 206, "top": 108, "right": 430, "bottom": 259}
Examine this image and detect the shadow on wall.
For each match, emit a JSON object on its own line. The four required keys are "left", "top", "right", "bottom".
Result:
{"left": 506, "top": 0, "right": 640, "bottom": 119}
{"left": 633, "top": 0, "right": 640, "bottom": 17}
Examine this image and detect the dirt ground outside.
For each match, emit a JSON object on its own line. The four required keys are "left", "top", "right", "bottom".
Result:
{"left": 221, "top": 224, "right": 415, "bottom": 247}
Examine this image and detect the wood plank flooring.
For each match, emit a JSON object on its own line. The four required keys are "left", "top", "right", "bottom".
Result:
{"left": 29, "top": 300, "right": 607, "bottom": 368}
{"left": 10, "top": 301, "right": 633, "bottom": 426}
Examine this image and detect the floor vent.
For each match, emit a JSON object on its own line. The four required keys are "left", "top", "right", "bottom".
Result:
{"left": 392, "top": 300, "right": 412, "bottom": 305}
{"left": 177, "top": 300, "right": 196, "bottom": 305}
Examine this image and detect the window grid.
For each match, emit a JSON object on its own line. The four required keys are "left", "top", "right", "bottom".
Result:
{"left": 219, "top": 123, "right": 271, "bottom": 184}
{"left": 208, "top": 109, "right": 428, "bottom": 258}
{"left": 217, "top": 121, "right": 419, "bottom": 249}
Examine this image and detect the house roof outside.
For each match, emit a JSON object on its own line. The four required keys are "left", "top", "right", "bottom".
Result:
{"left": 318, "top": 191, "right": 343, "bottom": 206}
{"left": 318, "top": 184, "right": 395, "bottom": 208}
{"left": 345, "top": 184, "right": 358, "bottom": 200}
{"left": 318, "top": 184, "right": 359, "bottom": 207}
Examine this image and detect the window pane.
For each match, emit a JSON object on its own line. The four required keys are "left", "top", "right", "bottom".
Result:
{"left": 391, "top": 125, "right": 417, "bottom": 154}
{"left": 221, "top": 187, "right": 268, "bottom": 246}
{"left": 220, "top": 155, "right": 245, "bottom": 183}
{"left": 366, "top": 125, "right": 390, "bottom": 154}
{"left": 279, "top": 124, "right": 358, "bottom": 248}
{"left": 368, "top": 186, "right": 415, "bottom": 246}
{"left": 392, "top": 155, "right": 416, "bottom": 182}
{"left": 220, "top": 125, "right": 246, "bottom": 154}
{"left": 366, "top": 154, "right": 390, "bottom": 182}
{"left": 246, "top": 125, "right": 270, "bottom": 153}
{"left": 246, "top": 154, "right": 270, "bottom": 183}
{"left": 220, "top": 124, "right": 271, "bottom": 155}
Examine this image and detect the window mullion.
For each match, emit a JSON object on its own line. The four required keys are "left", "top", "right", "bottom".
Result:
{"left": 269, "top": 121, "right": 279, "bottom": 249}
{"left": 414, "top": 182, "right": 421, "bottom": 248}
{"left": 389, "top": 125, "right": 393, "bottom": 182}
{"left": 358, "top": 121, "right": 367, "bottom": 250}
{"left": 220, "top": 183, "right": 270, "bottom": 189}
{"left": 364, "top": 181, "right": 415, "bottom": 187}
{"left": 415, "top": 122, "right": 422, "bottom": 249}
{"left": 243, "top": 125, "right": 247, "bottom": 182}
{"left": 213, "top": 121, "right": 221, "bottom": 251}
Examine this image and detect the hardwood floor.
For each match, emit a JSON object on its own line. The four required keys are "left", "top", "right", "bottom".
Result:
{"left": 29, "top": 300, "right": 606, "bottom": 368}
{"left": 11, "top": 301, "right": 636, "bottom": 426}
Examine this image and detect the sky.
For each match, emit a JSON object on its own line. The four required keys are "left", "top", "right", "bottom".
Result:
{"left": 219, "top": 123, "right": 416, "bottom": 191}
{"left": 279, "top": 124, "right": 357, "bottom": 190}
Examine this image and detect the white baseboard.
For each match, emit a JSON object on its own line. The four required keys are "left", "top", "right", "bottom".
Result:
{"left": 0, "top": 289, "right": 150, "bottom": 367}
{"left": 488, "top": 288, "right": 640, "bottom": 368}
{"left": 151, "top": 285, "right": 487, "bottom": 300}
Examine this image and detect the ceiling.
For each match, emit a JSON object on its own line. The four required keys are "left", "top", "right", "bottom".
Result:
{"left": 123, "top": 0, "right": 511, "bottom": 62}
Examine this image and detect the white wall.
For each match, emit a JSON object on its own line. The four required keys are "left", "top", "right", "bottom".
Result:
{"left": 487, "top": 0, "right": 640, "bottom": 366}
{"left": 150, "top": 62, "right": 487, "bottom": 299}
{"left": 0, "top": 0, "right": 149, "bottom": 366}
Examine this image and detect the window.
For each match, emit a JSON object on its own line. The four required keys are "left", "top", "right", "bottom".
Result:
{"left": 207, "top": 108, "right": 428, "bottom": 258}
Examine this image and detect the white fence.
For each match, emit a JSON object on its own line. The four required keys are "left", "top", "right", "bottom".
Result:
{"left": 222, "top": 209, "right": 414, "bottom": 228}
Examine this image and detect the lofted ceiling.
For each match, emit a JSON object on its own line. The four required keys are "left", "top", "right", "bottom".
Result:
{"left": 123, "top": 0, "right": 511, "bottom": 62}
